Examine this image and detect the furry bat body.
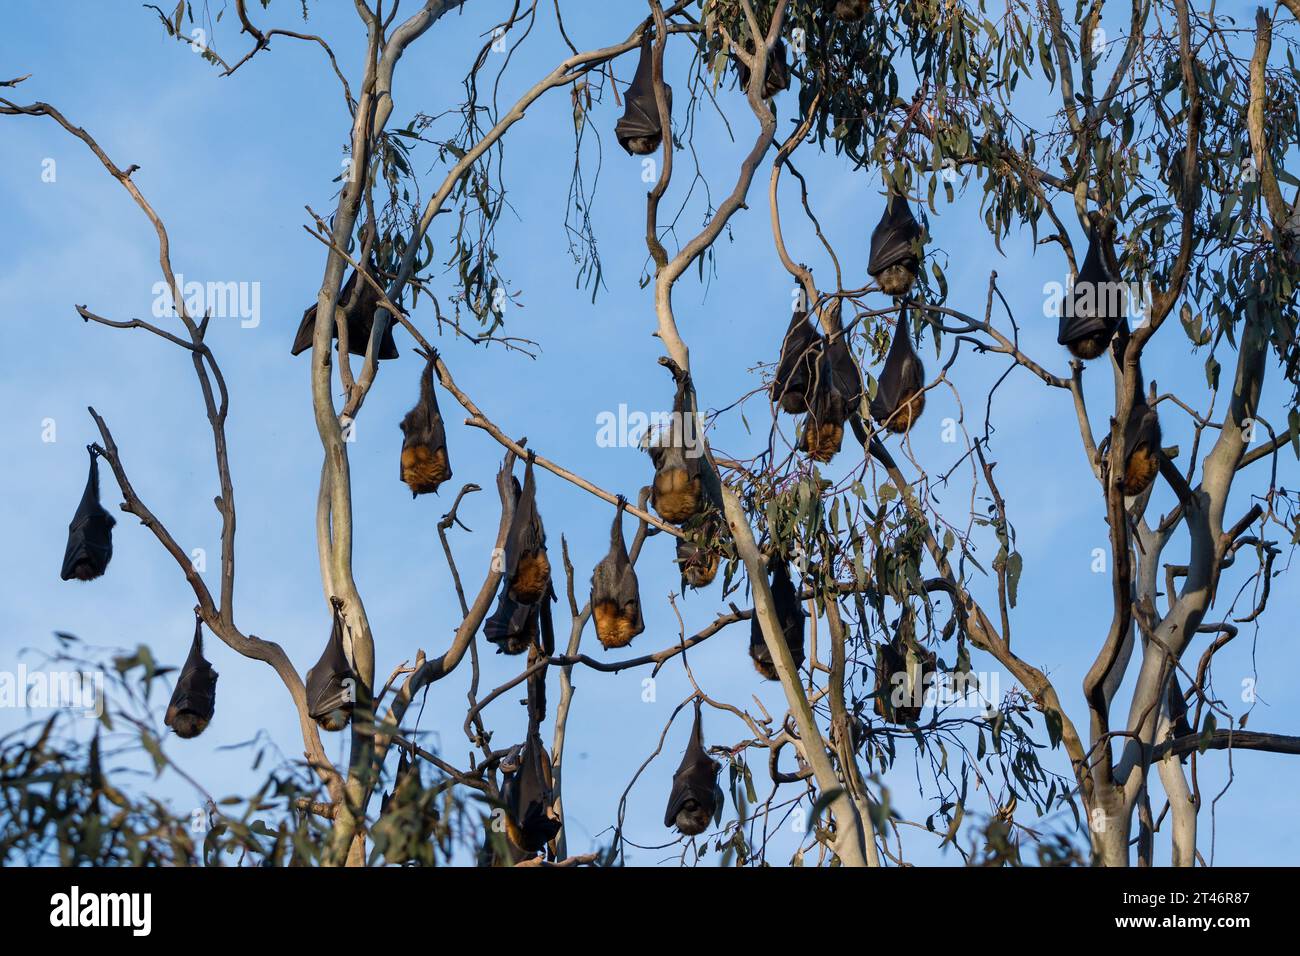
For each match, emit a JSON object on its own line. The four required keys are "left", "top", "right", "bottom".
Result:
{"left": 800, "top": 332, "right": 863, "bottom": 462}
{"left": 676, "top": 517, "right": 722, "bottom": 590}
{"left": 869, "top": 310, "right": 927, "bottom": 433}
{"left": 503, "top": 731, "right": 561, "bottom": 854}
{"left": 1105, "top": 372, "right": 1162, "bottom": 496}
{"left": 399, "top": 356, "right": 452, "bottom": 496}
{"left": 305, "top": 601, "right": 361, "bottom": 732}
{"left": 291, "top": 262, "right": 399, "bottom": 360}
{"left": 874, "top": 618, "right": 937, "bottom": 725}
{"left": 664, "top": 703, "right": 721, "bottom": 836}
{"left": 616, "top": 37, "right": 672, "bottom": 155}
{"left": 649, "top": 373, "right": 707, "bottom": 525}
{"left": 164, "top": 614, "right": 218, "bottom": 739}
{"left": 1058, "top": 223, "right": 1124, "bottom": 360}
{"left": 771, "top": 310, "right": 822, "bottom": 415}
{"left": 61, "top": 446, "right": 116, "bottom": 582}
{"left": 590, "top": 500, "right": 645, "bottom": 650}
{"left": 504, "top": 461, "right": 551, "bottom": 605}
{"left": 749, "top": 562, "right": 806, "bottom": 681}
{"left": 867, "top": 194, "right": 924, "bottom": 297}
{"left": 735, "top": 37, "right": 791, "bottom": 100}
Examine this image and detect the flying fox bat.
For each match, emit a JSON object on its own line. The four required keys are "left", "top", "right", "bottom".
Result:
{"left": 749, "top": 561, "right": 806, "bottom": 681}
{"left": 676, "top": 517, "right": 722, "bottom": 590}
{"left": 869, "top": 310, "right": 927, "bottom": 433}
{"left": 867, "top": 194, "right": 924, "bottom": 297}
{"left": 1112, "top": 381, "right": 1162, "bottom": 496}
{"left": 1058, "top": 221, "right": 1124, "bottom": 360}
{"left": 649, "top": 371, "right": 708, "bottom": 525}
{"left": 616, "top": 36, "right": 672, "bottom": 155}
{"left": 502, "top": 731, "right": 561, "bottom": 855}
{"left": 305, "top": 601, "right": 360, "bottom": 732}
{"left": 484, "top": 589, "right": 543, "bottom": 656}
{"left": 504, "top": 459, "right": 551, "bottom": 605}
{"left": 736, "top": 37, "right": 791, "bottom": 100}
{"left": 771, "top": 310, "right": 822, "bottom": 415}
{"left": 873, "top": 616, "right": 938, "bottom": 725}
{"left": 663, "top": 702, "right": 721, "bottom": 836}
{"left": 61, "top": 446, "right": 116, "bottom": 582}
{"left": 290, "top": 260, "right": 399, "bottom": 360}
{"left": 164, "top": 614, "right": 218, "bottom": 739}
{"left": 590, "top": 498, "right": 645, "bottom": 650}
{"left": 800, "top": 331, "right": 863, "bottom": 463}
{"left": 399, "top": 355, "right": 452, "bottom": 496}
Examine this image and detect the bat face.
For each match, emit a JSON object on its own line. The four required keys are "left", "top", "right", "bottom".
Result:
{"left": 1066, "top": 332, "right": 1112, "bottom": 360}
{"left": 61, "top": 452, "right": 116, "bottom": 583}
{"left": 484, "top": 590, "right": 541, "bottom": 656}
{"left": 832, "top": 0, "right": 869, "bottom": 20}
{"left": 868, "top": 195, "right": 923, "bottom": 288}
{"left": 166, "top": 712, "right": 210, "bottom": 740}
{"left": 616, "top": 38, "right": 672, "bottom": 155}
{"left": 315, "top": 708, "right": 351, "bottom": 733}
{"left": 673, "top": 800, "right": 713, "bottom": 837}
{"left": 876, "top": 263, "right": 917, "bottom": 297}
{"left": 592, "top": 601, "right": 640, "bottom": 650}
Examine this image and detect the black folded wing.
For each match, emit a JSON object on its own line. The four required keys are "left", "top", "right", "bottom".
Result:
{"left": 867, "top": 194, "right": 923, "bottom": 279}
{"left": 61, "top": 447, "right": 116, "bottom": 582}
{"left": 291, "top": 265, "right": 399, "bottom": 360}
{"left": 506, "top": 731, "right": 561, "bottom": 853}
{"left": 770, "top": 311, "right": 822, "bottom": 414}
{"left": 736, "top": 37, "right": 791, "bottom": 100}
{"left": 663, "top": 704, "right": 720, "bottom": 830}
{"left": 616, "top": 37, "right": 672, "bottom": 155}
{"left": 869, "top": 310, "right": 926, "bottom": 426}
{"left": 1057, "top": 225, "right": 1123, "bottom": 351}
{"left": 165, "top": 615, "right": 218, "bottom": 738}
{"left": 306, "top": 604, "right": 359, "bottom": 727}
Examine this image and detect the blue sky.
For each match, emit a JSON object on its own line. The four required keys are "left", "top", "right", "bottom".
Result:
{"left": 1, "top": 1, "right": 1297, "bottom": 866}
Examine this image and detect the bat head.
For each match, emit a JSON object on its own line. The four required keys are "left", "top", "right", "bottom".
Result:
{"left": 166, "top": 711, "right": 210, "bottom": 740}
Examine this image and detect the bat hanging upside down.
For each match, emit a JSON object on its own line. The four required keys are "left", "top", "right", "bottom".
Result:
{"left": 664, "top": 703, "right": 721, "bottom": 836}
{"left": 399, "top": 355, "right": 452, "bottom": 496}
{"left": 504, "top": 458, "right": 551, "bottom": 604}
{"left": 590, "top": 498, "right": 645, "bottom": 650}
